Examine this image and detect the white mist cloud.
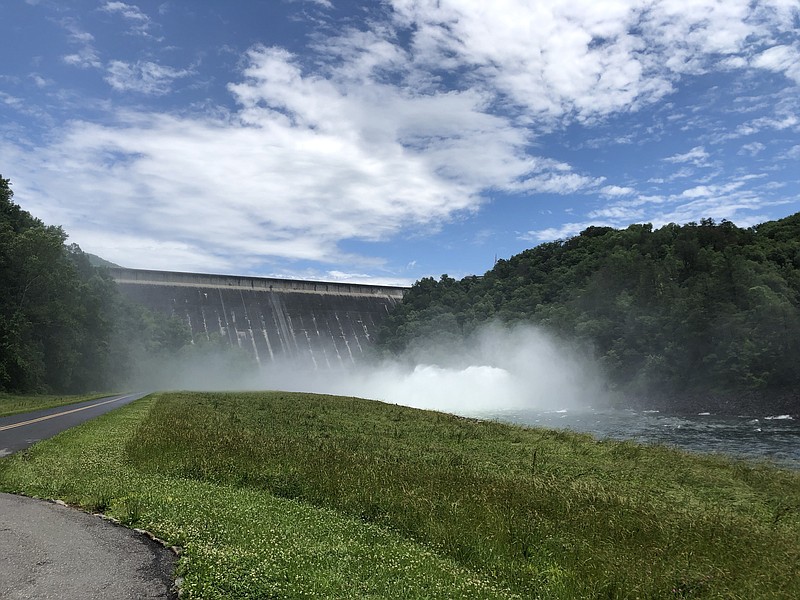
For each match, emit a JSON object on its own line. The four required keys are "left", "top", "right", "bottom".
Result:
{"left": 343, "top": 324, "right": 606, "bottom": 413}
{"left": 133, "top": 323, "right": 607, "bottom": 416}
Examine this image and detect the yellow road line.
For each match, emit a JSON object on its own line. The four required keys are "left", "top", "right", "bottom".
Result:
{"left": 0, "top": 395, "right": 134, "bottom": 432}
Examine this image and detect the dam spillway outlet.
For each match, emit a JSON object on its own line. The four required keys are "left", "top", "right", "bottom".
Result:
{"left": 109, "top": 268, "right": 407, "bottom": 368}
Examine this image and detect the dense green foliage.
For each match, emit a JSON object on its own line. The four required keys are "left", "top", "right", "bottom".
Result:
{"left": 378, "top": 217, "right": 800, "bottom": 412}
{"left": 3, "top": 392, "right": 799, "bottom": 598}
{"left": 0, "top": 175, "right": 190, "bottom": 394}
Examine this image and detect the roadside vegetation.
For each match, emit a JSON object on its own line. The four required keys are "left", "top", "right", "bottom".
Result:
{"left": 0, "top": 393, "right": 111, "bottom": 418}
{"left": 2, "top": 391, "right": 798, "bottom": 598}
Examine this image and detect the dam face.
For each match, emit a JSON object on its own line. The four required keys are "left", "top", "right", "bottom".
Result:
{"left": 109, "top": 268, "right": 406, "bottom": 368}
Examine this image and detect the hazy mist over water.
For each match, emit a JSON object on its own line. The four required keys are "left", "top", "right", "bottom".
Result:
{"left": 131, "top": 323, "right": 607, "bottom": 414}
{"left": 128, "top": 322, "right": 800, "bottom": 468}
{"left": 323, "top": 324, "right": 607, "bottom": 413}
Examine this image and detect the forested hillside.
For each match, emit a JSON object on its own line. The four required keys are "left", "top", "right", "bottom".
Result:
{"left": 0, "top": 175, "right": 189, "bottom": 394}
{"left": 377, "top": 217, "right": 800, "bottom": 413}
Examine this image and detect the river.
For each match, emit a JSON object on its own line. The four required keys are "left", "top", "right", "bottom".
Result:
{"left": 472, "top": 407, "right": 800, "bottom": 470}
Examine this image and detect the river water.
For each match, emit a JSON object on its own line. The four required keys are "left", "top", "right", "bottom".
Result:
{"left": 471, "top": 407, "right": 800, "bottom": 470}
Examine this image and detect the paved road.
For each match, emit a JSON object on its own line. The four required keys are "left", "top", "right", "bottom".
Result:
{"left": 0, "top": 393, "right": 177, "bottom": 599}
{"left": 0, "top": 492, "right": 176, "bottom": 599}
{"left": 0, "top": 393, "right": 147, "bottom": 457}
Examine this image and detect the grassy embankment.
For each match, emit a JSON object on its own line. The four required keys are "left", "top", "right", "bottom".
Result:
{"left": 0, "top": 393, "right": 112, "bottom": 417}
{"left": 1, "top": 391, "right": 799, "bottom": 598}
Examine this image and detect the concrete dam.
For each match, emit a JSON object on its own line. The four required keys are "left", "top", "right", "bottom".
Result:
{"left": 109, "top": 268, "right": 407, "bottom": 368}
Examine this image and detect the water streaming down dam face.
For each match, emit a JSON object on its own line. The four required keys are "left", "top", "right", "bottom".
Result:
{"left": 109, "top": 268, "right": 407, "bottom": 369}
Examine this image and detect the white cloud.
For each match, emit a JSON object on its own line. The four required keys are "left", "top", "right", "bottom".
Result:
{"left": 61, "top": 22, "right": 101, "bottom": 69}
{"left": 653, "top": 199, "right": 771, "bottom": 227}
{"left": 105, "top": 61, "right": 193, "bottom": 95}
{"left": 3, "top": 45, "right": 569, "bottom": 272}
{"left": 63, "top": 51, "right": 100, "bottom": 69}
{"left": 0, "top": 92, "right": 24, "bottom": 109}
{"left": 312, "top": 28, "right": 410, "bottom": 82}
{"left": 664, "top": 146, "right": 711, "bottom": 166}
{"left": 524, "top": 169, "right": 786, "bottom": 243}
{"left": 520, "top": 220, "right": 615, "bottom": 242}
{"left": 588, "top": 205, "right": 645, "bottom": 219}
{"left": 739, "top": 141, "right": 766, "bottom": 156}
{"left": 29, "top": 73, "right": 49, "bottom": 88}
{"left": 513, "top": 172, "right": 602, "bottom": 194}
{"left": 736, "top": 114, "right": 799, "bottom": 136}
{"left": 389, "top": 0, "right": 799, "bottom": 123}
{"left": 600, "top": 185, "right": 636, "bottom": 197}
{"left": 392, "top": 0, "right": 666, "bottom": 120}
{"left": 752, "top": 44, "right": 800, "bottom": 84}
{"left": 679, "top": 180, "right": 745, "bottom": 199}
{"left": 102, "top": 1, "right": 148, "bottom": 20}
{"left": 648, "top": 166, "right": 695, "bottom": 183}
{"left": 658, "top": 178, "right": 781, "bottom": 223}
{"left": 286, "top": 0, "right": 333, "bottom": 8}
{"left": 101, "top": 2, "right": 155, "bottom": 37}
{"left": 720, "top": 56, "right": 748, "bottom": 70}
{"left": 9, "top": 1, "right": 800, "bottom": 276}
{"left": 325, "top": 270, "right": 414, "bottom": 286}
{"left": 66, "top": 229, "right": 233, "bottom": 273}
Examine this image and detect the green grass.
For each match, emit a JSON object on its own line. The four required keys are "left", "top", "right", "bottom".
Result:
{"left": 2, "top": 391, "right": 799, "bottom": 598}
{"left": 0, "top": 392, "right": 112, "bottom": 417}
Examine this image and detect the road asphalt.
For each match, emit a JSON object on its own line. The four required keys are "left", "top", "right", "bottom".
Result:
{"left": 0, "top": 393, "right": 147, "bottom": 457}
{"left": 0, "top": 492, "right": 176, "bottom": 599}
{"left": 0, "top": 394, "right": 177, "bottom": 599}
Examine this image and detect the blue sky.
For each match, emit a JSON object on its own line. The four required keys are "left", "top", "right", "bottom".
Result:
{"left": 2, "top": 0, "right": 799, "bottom": 285}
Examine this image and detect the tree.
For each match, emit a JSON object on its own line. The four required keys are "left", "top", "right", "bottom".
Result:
{"left": 0, "top": 174, "right": 193, "bottom": 393}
